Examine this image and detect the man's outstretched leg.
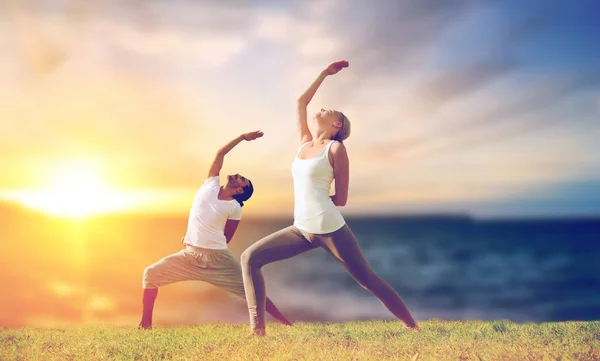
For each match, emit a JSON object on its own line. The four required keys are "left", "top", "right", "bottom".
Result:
{"left": 139, "top": 288, "right": 158, "bottom": 329}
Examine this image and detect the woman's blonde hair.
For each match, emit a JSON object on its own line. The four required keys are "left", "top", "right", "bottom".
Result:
{"left": 332, "top": 112, "right": 351, "bottom": 142}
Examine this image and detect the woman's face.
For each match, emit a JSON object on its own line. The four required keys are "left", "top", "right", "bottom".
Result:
{"left": 314, "top": 108, "right": 342, "bottom": 129}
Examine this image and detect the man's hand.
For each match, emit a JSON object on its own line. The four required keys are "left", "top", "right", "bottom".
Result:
{"left": 242, "top": 130, "right": 264, "bottom": 141}
{"left": 324, "top": 60, "right": 349, "bottom": 76}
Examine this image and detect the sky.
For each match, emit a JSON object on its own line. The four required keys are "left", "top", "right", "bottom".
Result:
{"left": 0, "top": 0, "right": 599, "bottom": 218}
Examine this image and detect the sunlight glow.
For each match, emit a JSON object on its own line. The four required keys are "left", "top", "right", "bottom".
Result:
{"left": 1, "top": 159, "right": 196, "bottom": 217}
{"left": 12, "top": 162, "right": 129, "bottom": 218}
{"left": 86, "top": 295, "right": 115, "bottom": 312}
{"left": 49, "top": 281, "right": 83, "bottom": 297}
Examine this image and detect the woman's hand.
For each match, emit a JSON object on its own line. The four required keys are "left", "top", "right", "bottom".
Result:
{"left": 324, "top": 60, "right": 349, "bottom": 76}
{"left": 242, "top": 130, "right": 265, "bottom": 141}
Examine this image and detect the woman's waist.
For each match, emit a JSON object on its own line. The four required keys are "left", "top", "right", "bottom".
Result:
{"left": 294, "top": 196, "right": 336, "bottom": 209}
{"left": 292, "top": 180, "right": 333, "bottom": 194}
{"left": 294, "top": 202, "right": 340, "bottom": 216}
{"left": 293, "top": 187, "right": 332, "bottom": 199}
{"left": 293, "top": 208, "right": 345, "bottom": 232}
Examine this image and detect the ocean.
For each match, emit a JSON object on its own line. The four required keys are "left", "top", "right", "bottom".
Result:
{"left": 1, "top": 205, "right": 599, "bottom": 327}
{"left": 233, "top": 216, "right": 600, "bottom": 323}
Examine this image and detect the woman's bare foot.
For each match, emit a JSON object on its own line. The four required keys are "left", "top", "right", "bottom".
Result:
{"left": 249, "top": 328, "right": 266, "bottom": 336}
{"left": 405, "top": 323, "right": 421, "bottom": 332}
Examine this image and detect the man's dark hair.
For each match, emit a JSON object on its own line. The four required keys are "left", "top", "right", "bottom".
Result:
{"left": 232, "top": 180, "right": 253, "bottom": 207}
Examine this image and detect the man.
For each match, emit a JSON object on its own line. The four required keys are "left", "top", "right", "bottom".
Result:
{"left": 139, "top": 130, "right": 292, "bottom": 329}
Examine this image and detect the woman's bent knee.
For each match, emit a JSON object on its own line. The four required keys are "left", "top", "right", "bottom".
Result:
{"left": 240, "top": 248, "right": 256, "bottom": 269}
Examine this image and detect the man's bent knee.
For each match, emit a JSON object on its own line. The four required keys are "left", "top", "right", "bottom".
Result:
{"left": 142, "top": 265, "right": 159, "bottom": 289}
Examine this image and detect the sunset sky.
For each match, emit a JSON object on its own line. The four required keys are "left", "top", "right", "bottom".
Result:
{"left": 1, "top": 0, "right": 599, "bottom": 218}
{"left": 1, "top": 0, "right": 599, "bottom": 330}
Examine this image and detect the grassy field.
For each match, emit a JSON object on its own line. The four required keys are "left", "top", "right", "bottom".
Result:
{"left": 1, "top": 320, "right": 598, "bottom": 361}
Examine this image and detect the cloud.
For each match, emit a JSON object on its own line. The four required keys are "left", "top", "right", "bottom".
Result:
{"left": 369, "top": 67, "right": 600, "bottom": 161}
{"left": 107, "top": 24, "right": 246, "bottom": 68}
{"left": 324, "top": 0, "right": 476, "bottom": 74}
{"left": 402, "top": 63, "right": 515, "bottom": 117}
{"left": 253, "top": 11, "right": 312, "bottom": 42}
{"left": 4, "top": 0, "right": 254, "bottom": 76}
{"left": 0, "top": 74, "right": 209, "bottom": 191}
{"left": 1, "top": 0, "right": 598, "bottom": 217}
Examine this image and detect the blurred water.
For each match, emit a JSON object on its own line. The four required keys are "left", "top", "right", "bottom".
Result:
{"left": 236, "top": 216, "right": 600, "bottom": 323}
{"left": 1, "top": 204, "right": 599, "bottom": 327}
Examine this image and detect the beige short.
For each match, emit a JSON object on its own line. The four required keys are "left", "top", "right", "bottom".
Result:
{"left": 143, "top": 245, "right": 246, "bottom": 299}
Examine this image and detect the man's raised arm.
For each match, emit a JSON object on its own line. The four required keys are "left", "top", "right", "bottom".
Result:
{"left": 207, "top": 131, "right": 264, "bottom": 178}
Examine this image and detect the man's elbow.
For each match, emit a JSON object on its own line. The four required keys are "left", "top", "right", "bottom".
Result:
{"left": 297, "top": 98, "right": 308, "bottom": 106}
{"left": 335, "top": 197, "right": 348, "bottom": 207}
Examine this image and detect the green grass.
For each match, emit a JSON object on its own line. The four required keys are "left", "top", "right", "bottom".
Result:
{"left": 1, "top": 320, "right": 598, "bottom": 361}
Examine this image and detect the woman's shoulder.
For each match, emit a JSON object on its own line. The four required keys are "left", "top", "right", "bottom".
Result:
{"left": 329, "top": 140, "right": 347, "bottom": 153}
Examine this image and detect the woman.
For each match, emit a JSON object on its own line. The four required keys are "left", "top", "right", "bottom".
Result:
{"left": 241, "top": 61, "right": 418, "bottom": 335}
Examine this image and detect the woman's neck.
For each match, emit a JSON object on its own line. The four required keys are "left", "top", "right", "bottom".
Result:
{"left": 313, "top": 131, "right": 333, "bottom": 144}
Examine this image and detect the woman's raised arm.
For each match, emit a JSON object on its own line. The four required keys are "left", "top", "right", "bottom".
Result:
{"left": 296, "top": 60, "right": 349, "bottom": 144}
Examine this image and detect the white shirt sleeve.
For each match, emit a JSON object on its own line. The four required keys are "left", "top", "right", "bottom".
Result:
{"left": 229, "top": 203, "right": 242, "bottom": 220}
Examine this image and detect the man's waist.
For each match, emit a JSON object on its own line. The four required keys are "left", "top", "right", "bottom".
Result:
{"left": 184, "top": 243, "right": 228, "bottom": 252}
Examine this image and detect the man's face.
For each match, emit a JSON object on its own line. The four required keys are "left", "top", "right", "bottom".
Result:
{"left": 227, "top": 174, "right": 250, "bottom": 190}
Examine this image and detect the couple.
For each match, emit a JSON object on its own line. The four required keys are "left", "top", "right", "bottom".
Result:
{"left": 139, "top": 61, "right": 418, "bottom": 335}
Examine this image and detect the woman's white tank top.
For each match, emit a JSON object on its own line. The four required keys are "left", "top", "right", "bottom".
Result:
{"left": 291, "top": 140, "right": 346, "bottom": 234}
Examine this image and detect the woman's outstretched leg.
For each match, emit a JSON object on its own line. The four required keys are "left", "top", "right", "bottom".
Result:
{"left": 265, "top": 297, "right": 293, "bottom": 327}
{"left": 314, "top": 225, "right": 418, "bottom": 328}
{"left": 241, "top": 226, "right": 315, "bottom": 335}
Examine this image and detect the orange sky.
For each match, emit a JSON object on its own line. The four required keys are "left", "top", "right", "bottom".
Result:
{"left": 1, "top": 0, "right": 599, "bottom": 329}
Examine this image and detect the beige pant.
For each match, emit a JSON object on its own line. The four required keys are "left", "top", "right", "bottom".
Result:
{"left": 143, "top": 245, "right": 246, "bottom": 299}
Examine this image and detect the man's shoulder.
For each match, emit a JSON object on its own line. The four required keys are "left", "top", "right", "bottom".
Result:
{"left": 202, "top": 176, "right": 220, "bottom": 187}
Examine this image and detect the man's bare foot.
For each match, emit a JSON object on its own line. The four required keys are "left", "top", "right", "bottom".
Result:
{"left": 138, "top": 322, "right": 152, "bottom": 330}
{"left": 249, "top": 328, "right": 266, "bottom": 336}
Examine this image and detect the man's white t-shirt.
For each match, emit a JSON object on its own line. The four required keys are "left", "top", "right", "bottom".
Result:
{"left": 183, "top": 176, "right": 242, "bottom": 250}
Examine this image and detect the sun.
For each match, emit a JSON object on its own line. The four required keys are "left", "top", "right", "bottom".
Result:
{"left": 16, "top": 162, "right": 129, "bottom": 218}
